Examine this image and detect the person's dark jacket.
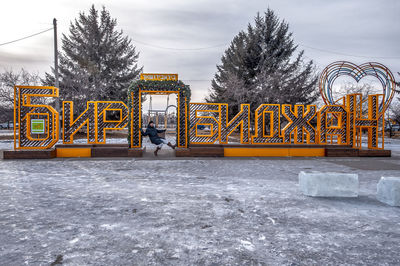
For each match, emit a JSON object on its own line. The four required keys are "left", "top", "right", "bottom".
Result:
{"left": 142, "top": 125, "right": 166, "bottom": 145}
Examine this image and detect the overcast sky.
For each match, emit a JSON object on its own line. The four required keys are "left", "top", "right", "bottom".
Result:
{"left": 1, "top": 0, "right": 399, "bottom": 109}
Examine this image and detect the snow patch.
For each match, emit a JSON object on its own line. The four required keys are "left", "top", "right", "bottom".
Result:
{"left": 267, "top": 217, "right": 276, "bottom": 225}
{"left": 240, "top": 240, "right": 255, "bottom": 251}
{"left": 100, "top": 224, "right": 120, "bottom": 230}
{"left": 69, "top": 238, "right": 79, "bottom": 244}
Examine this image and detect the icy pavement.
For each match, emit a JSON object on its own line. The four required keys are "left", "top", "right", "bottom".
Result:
{"left": 1, "top": 155, "right": 400, "bottom": 265}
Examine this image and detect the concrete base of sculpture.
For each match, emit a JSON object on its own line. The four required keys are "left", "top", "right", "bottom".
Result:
{"left": 377, "top": 177, "right": 400, "bottom": 207}
{"left": 299, "top": 171, "right": 359, "bottom": 197}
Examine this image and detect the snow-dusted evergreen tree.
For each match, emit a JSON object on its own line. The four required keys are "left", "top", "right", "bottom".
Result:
{"left": 206, "top": 9, "right": 318, "bottom": 118}
{"left": 44, "top": 5, "right": 142, "bottom": 113}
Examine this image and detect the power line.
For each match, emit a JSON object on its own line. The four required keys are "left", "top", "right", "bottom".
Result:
{"left": 133, "top": 36, "right": 399, "bottom": 59}
{"left": 131, "top": 38, "right": 228, "bottom": 51}
{"left": 2, "top": 25, "right": 397, "bottom": 62}
{"left": 0, "top": 27, "right": 53, "bottom": 47}
{"left": 299, "top": 43, "right": 400, "bottom": 59}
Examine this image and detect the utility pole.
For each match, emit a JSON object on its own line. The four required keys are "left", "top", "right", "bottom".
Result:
{"left": 53, "top": 18, "right": 60, "bottom": 112}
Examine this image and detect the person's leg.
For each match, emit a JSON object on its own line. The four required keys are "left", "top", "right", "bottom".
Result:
{"left": 167, "top": 142, "right": 176, "bottom": 149}
{"left": 154, "top": 139, "right": 175, "bottom": 156}
{"left": 161, "top": 138, "right": 176, "bottom": 149}
{"left": 154, "top": 143, "right": 162, "bottom": 156}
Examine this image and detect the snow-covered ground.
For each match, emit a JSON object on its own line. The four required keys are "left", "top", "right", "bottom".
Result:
{"left": 383, "top": 138, "right": 400, "bottom": 156}
{"left": 0, "top": 130, "right": 13, "bottom": 136}
{"left": 1, "top": 148, "right": 400, "bottom": 264}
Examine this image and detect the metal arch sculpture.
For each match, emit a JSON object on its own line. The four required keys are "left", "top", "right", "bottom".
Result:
{"left": 165, "top": 104, "right": 177, "bottom": 113}
{"left": 164, "top": 104, "right": 178, "bottom": 129}
{"left": 127, "top": 79, "right": 190, "bottom": 148}
{"left": 319, "top": 61, "right": 396, "bottom": 113}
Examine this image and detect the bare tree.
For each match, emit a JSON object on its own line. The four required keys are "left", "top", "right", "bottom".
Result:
{"left": 0, "top": 69, "right": 41, "bottom": 126}
{"left": 334, "top": 82, "right": 377, "bottom": 115}
{"left": 387, "top": 73, "right": 400, "bottom": 131}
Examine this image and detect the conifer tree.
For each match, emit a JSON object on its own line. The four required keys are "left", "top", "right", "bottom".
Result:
{"left": 44, "top": 5, "right": 142, "bottom": 113}
{"left": 206, "top": 9, "right": 318, "bottom": 118}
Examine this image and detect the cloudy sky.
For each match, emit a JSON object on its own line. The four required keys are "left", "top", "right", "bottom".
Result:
{"left": 1, "top": 0, "right": 399, "bottom": 109}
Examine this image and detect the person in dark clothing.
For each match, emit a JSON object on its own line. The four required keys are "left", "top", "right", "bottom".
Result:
{"left": 141, "top": 121, "right": 176, "bottom": 156}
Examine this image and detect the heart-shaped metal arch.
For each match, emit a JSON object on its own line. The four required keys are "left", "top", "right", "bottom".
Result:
{"left": 319, "top": 61, "right": 396, "bottom": 113}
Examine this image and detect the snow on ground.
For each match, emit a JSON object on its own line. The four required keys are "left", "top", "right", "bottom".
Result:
{"left": 384, "top": 138, "right": 400, "bottom": 156}
{"left": 0, "top": 140, "right": 12, "bottom": 150}
{"left": 0, "top": 153, "right": 400, "bottom": 264}
{"left": 0, "top": 130, "right": 13, "bottom": 136}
